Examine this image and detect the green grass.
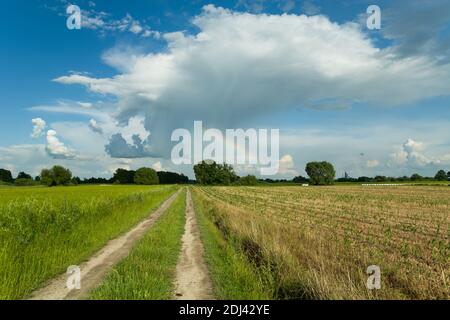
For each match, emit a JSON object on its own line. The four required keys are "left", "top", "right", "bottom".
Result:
{"left": 0, "top": 185, "right": 179, "bottom": 299}
{"left": 192, "top": 188, "right": 274, "bottom": 300}
{"left": 90, "top": 189, "right": 186, "bottom": 300}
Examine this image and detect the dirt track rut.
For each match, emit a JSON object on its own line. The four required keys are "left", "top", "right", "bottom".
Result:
{"left": 174, "top": 189, "right": 214, "bottom": 300}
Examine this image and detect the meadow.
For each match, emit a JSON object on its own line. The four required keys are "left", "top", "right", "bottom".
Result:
{"left": 193, "top": 185, "right": 450, "bottom": 300}
{"left": 0, "top": 185, "right": 179, "bottom": 299}
{"left": 0, "top": 183, "right": 448, "bottom": 300}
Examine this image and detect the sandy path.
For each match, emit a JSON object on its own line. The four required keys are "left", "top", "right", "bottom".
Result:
{"left": 29, "top": 189, "right": 182, "bottom": 300}
{"left": 174, "top": 189, "right": 214, "bottom": 300}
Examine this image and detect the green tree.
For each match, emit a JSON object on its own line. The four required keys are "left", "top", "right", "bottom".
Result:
{"left": 17, "top": 172, "right": 32, "bottom": 180}
{"left": 410, "top": 173, "right": 423, "bottom": 181}
{"left": 134, "top": 167, "right": 159, "bottom": 185}
{"left": 40, "top": 169, "right": 54, "bottom": 186}
{"left": 305, "top": 161, "right": 336, "bottom": 185}
{"left": 434, "top": 170, "right": 448, "bottom": 181}
{"left": 0, "top": 169, "right": 13, "bottom": 183}
{"left": 194, "top": 161, "right": 238, "bottom": 185}
{"left": 40, "top": 166, "right": 72, "bottom": 186}
{"left": 112, "top": 169, "right": 136, "bottom": 184}
{"left": 52, "top": 166, "right": 72, "bottom": 185}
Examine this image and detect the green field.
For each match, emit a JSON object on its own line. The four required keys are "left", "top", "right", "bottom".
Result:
{"left": 0, "top": 184, "right": 448, "bottom": 300}
{"left": 0, "top": 185, "right": 179, "bottom": 299}
{"left": 91, "top": 189, "right": 186, "bottom": 299}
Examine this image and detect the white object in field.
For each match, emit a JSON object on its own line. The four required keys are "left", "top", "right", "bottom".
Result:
{"left": 302, "top": 184, "right": 309, "bottom": 187}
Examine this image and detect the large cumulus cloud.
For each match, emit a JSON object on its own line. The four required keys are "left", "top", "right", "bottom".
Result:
{"left": 54, "top": 5, "right": 450, "bottom": 159}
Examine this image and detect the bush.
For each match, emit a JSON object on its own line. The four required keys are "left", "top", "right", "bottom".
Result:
{"left": 238, "top": 175, "right": 259, "bottom": 186}
{"left": 14, "top": 178, "right": 37, "bottom": 186}
{"left": 293, "top": 175, "right": 309, "bottom": 183}
{"left": 411, "top": 173, "right": 423, "bottom": 181}
{"left": 134, "top": 168, "right": 159, "bottom": 185}
{"left": 375, "top": 175, "right": 389, "bottom": 182}
{"left": 157, "top": 171, "right": 189, "bottom": 184}
{"left": 305, "top": 161, "right": 336, "bottom": 185}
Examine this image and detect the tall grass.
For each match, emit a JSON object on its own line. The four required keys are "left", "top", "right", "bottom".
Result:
{"left": 0, "top": 185, "right": 178, "bottom": 299}
{"left": 90, "top": 189, "right": 186, "bottom": 300}
{"left": 192, "top": 189, "right": 275, "bottom": 300}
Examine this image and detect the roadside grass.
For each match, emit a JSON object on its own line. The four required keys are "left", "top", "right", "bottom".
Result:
{"left": 0, "top": 185, "right": 178, "bottom": 300}
{"left": 192, "top": 188, "right": 275, "bottom": 300}
{"left": 90, "top": 189, "right": 187, "bottom": 300}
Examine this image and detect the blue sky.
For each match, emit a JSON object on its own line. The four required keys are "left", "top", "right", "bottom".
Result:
{"left": 1, "top": 0, "right": 450, "bottom": 178}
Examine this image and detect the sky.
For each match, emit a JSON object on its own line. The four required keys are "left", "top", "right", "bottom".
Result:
{"left": 1, "top": 0, "right": 450, "bottom": 179}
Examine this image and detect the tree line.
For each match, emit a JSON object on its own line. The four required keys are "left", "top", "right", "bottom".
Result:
{"left": 1, "top": 161, "right": 449, "bottom": 187}
{"left": 193, "top": 160, "right": 450, "bottom": 186}
{"left": 0, "top": 166, "right": 190, "bottom": 187}
{"left": 193, "top": 160, "right": 337, "bottom": 186}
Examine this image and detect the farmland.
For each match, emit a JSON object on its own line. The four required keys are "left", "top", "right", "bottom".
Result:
{"left": 0, "top": 183, "right": 448, "bottom": 300}
{"left": 193, "top": 185, "right": 450, "bottom": 300}
{"left": 0, "top": 185, "right": 179, "bottom": 299}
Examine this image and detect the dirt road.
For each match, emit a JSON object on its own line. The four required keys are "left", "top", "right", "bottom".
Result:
{"left": 174, "top": 189, "right": 214, "bottom": 300}
{"left": 29, "top": 189, "right": 182, "bottom": 300}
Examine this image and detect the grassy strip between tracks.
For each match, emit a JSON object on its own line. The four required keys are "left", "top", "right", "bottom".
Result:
{"left": 192, "top": 188, "right": 275, "bottom": 300}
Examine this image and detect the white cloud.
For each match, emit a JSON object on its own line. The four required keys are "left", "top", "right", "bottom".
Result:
{"left": 89, "top": 118, "right": 103, "bottom": 134}
{"left": 30, "top": 118, "right": 46, "bottom": 139}
{"left": 152, "top": 161, "right": 163, "bottom": 172}
{"left": 77, "top": 101, "right": 93, "bottom": 109}
{"left": 366, "top": 159, "right": 380, "bottom": 168}
{"left": 45, "top": 130, "right": 76, "bottom": 159}
{"left": 54, "top": 5, "right": 450, "bottom": 161}
{"left": 129, "top": 21, "right": 143, "bottom": 34}
{"left": 107, "top": 159, "right": 132, "bottom": 173}
{"left": 0, "top": 145, "right": 47, "bottom": 177}
{"left": 278, "top": 154, "right": 298, "bottom": 176}
{"left": 30, "top": 100, "right": 110, "bottom": 121}
{"left": 390, "top": 138, "right": 441, "bottom": 167}
{"left": 80, "top": 10, "right": 158, "bottom": 38}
